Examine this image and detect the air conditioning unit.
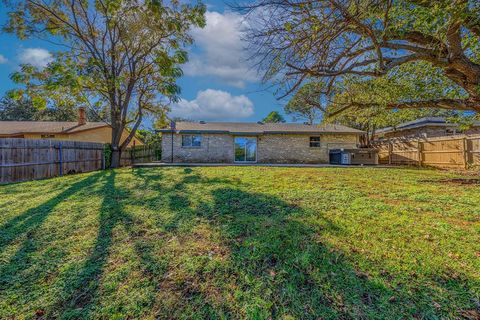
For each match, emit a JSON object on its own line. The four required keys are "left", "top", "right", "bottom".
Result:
{"left": 329, "top": 149, "right": 378, "bottom": 165}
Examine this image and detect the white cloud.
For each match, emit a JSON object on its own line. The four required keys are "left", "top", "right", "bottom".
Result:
{"left": 0, "top": 54, "right": 7, "bottom": 64}
{"left": 170, "top": 89, "right": 254, "bottom": 121}
{"left": 184, "top": 11, "right": 258, "bottom": 88}
{"left": 19, "top": 48, "right": 53, "bottom": 68}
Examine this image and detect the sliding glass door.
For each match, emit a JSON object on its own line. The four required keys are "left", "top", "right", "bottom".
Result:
{"left": 234, "top": 137, "right": 257, "bottom": 162}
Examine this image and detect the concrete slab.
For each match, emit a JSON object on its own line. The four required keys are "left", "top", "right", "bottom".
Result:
{"left": 132, "top": 162, "right": 389, "bottom": 168}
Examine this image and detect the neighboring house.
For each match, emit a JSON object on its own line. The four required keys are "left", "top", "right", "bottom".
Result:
{"left": 374, "top": 117, "right": 480, "bottom": 140}
{"left": 0, "top": 107, "right": 143, "bottom": 146}
{"left": 158, "top": 121, "right": 363, "bottom": 163}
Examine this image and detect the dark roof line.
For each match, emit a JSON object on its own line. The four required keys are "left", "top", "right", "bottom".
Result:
{"left": 0, "top": 121, "right": 110, "bottom": 135}
{"left": 156, "top": 121, "right": 364, "bottom": 134}
{"left": 376, "top": 117, "right": 480, "bottom": 134}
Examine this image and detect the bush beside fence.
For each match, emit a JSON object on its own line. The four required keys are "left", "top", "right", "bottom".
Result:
{"left": 372, "top": 135, "right": 480, "bottom": 169}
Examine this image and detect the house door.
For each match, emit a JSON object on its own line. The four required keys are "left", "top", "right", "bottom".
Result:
{"left": 234, "top": 137, "right": 257, "bottom": 162}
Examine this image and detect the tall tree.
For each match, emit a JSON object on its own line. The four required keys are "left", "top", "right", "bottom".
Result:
{"left": 0, "top": 96, "right": 37, "bottom": 121}
{"left": 284, "top": 82, "right": 324, "bottom": 124}
{"left": 262, "top": 111, "right": 286, "bottom": 123}
{"left": 5, "top": 0, "right": 205, "bottom": 167}
{"left": 240, "top": 0, "right": 480, "bottom": 112}
{"left": 0, "top": 92, "right": 94, "bottom": 121}
{"left": 287, "top": 62, "right": 470, "bottom": 145}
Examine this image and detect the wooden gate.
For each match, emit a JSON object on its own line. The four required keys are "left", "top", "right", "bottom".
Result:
{"left": 119, "top": 144, "right": 161, "bottom": 166}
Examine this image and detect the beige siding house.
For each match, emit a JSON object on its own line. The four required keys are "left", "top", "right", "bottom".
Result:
{"left": 0, "top": 108, "right": 143, "bottom": 147}
{"left": 159, "top": 121, "right": 363, "bottom": 164}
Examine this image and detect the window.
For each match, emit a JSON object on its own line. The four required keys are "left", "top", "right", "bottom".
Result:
{"left": 182, "top": 134, "right": 202, "bottom": 147}
{"left": 445, "top": 128, "right": 455, "bottom": 136}
{"left": 309, "top": 136, "right": 321, "bottom": 148}
{"left": 41, "top": 134, "right": 55, "bottom": 139}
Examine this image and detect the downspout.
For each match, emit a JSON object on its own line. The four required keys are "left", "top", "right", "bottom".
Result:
{"left": 171, "top": 131, "right": 174, "bottom": 163}
{"left": 170, "top": 120, "right": 175, "bottom": 163}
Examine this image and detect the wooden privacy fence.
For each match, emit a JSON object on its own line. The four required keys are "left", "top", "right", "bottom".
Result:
{"left": 120, "top": 144, "right": 160, "bottom": 166}
{"left": 0, "top": 138, "right": 105, "bottom": 184}
{"left": 372, "top": 135, "right": 480, "bottom": 169}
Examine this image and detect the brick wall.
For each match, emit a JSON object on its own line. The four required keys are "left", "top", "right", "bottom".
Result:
{"left": 162, "top": 133, "right": 359, "bottom": 163}
{"left": 257, "top": 134, "right": 358, "bottom": 163}
{"left": 162, "top": 133, "right": 233, "bottom": 163}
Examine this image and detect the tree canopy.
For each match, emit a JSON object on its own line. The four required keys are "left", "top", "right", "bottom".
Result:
{"left": 262, "top": 111, "right": 286, "bottom": 123}
{"left": 4, "top": 0, "right": 205, "bottom": 166}
{"left": 0, "top": 92, "right": 99, "bottom": 121}
{"left": 285, "top": 61, "right": 471, "bottom": 145}
{"left": 0, "top": 96, "right": 37, "bottom": 121}
{"left": 284, "top": 82, "right": 325, "bottom": 124}
{"left": 241, "top": 0, "right": 480, "bottom": 113}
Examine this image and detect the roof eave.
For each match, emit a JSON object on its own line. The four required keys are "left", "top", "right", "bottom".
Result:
{"left": 264, "top": 130, "right": 364, "bottom": 134}
{"left": 156, "top": 129, "right": 364, "bottom": 135}
{"left": 377, "top": 122, "right": 459, "bottom": 134}
{"left": 62, "top": 123, "right": 110, "bottom": 133}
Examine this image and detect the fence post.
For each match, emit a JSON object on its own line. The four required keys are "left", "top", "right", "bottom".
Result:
{"left": 463, "top": 137, "right": 468, "bottom": 169}
{"left": 388, "top": 140, "right": 392, "bottom": 165}
{"left": 101, "top": 145, "right": 106, "bottom": 170}
{"left": 58, "top": 142, "right": 63, "bottom": 176}
{"left": 131, "top": 140, "right": 137, "bottom": 165}
{"left": 417, "top": 140, "right": 422, "bottom": 166}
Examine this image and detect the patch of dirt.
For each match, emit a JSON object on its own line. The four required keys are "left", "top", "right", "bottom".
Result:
{"left": 367, "top": 194, "right": 409, "bottom": 206}
{"left": 420, "top": 178, "right": 480, "bottom": 185}
{"left": 460, "top": 309, "right": 480, "bottom": 320}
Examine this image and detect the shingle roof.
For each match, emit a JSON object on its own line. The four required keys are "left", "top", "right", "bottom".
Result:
{"left": 157, "top": 121, "right": 364, "bottom": 134}
{"left": 0, "top": 121, "right": 109, "bottom": 135}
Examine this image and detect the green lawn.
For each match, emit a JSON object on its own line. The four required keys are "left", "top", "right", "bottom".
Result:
{"left": 0, "top": 167, "right": 479, "bottom": 319}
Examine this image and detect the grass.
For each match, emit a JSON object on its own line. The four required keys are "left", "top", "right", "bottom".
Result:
{"left": 0, "top": 166, "right": 479, "bottom": 319}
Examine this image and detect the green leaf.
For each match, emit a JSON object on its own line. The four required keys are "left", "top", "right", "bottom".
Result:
{"left": 32, "top": 96, "right": 47, "bottom": 109}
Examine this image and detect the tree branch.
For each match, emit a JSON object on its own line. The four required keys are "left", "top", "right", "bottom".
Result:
{"left": 389, "top": 98, "right": 480, "bottom": 111}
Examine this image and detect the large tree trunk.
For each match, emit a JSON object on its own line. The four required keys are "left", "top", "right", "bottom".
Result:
{"left": 359, "top": 132, "right": 370, "bottom": 148}
{"left": 110, "top": 110, "right": 124, "bottom": 168}
{"left": 111, "top": 148, "right": 121, "bottom": 168}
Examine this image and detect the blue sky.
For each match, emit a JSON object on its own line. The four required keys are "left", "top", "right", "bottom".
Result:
{"left": 0, "top": 1, "right": 288, "bottom": 126}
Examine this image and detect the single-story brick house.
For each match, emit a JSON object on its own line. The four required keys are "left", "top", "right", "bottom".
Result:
{"left": 374, "top": 117, "right": 480, "bottom": 140}
{"left": 158, "top": 121, "right": 363, "bottom": 163}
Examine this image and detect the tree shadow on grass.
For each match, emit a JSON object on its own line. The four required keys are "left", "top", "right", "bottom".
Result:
{"left": 0, "top": 172, "right": 105, "bottom": 290}
{"left": 154, "top": 170, "right": 479, "bottom": 319}
{"left": 194, "top": 187, "right": 398, "bottom": 319}
{"left": 136, "top": 170, "right": 395, "bottom": 319}
{"left": 162, "top": 169, "right": 239, "bottom": 233}
{"left": 9, "top": 168, "right": 474, "bottom": 319}
{"left": 0, "top": 172, "right": 104, "bottom": 252}
{"left": 198, "top": 187, "right": 480, "bottom": 319}
{"left": 55, "top": 170, "right": 172, "bottom": 319}
{"left": 55, "top": 170, "right": 126, "bottom": 318}
{"left": 131, "top": 167, "right": 165, "bottom": 189}
{"left": 0, "top": 172, "right": 107, "bottom": 320}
